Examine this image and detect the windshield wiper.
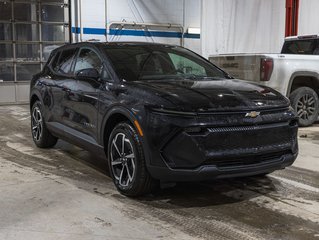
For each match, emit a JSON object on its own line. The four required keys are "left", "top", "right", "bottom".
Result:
{"left": 139, "top": 75, "right": 184, "bottom": 81}
{"left": 138, "top": 75, "right": 228, "bottom": 81}
{"left": 181, "top": 75, "right": 225, "bottom": 81}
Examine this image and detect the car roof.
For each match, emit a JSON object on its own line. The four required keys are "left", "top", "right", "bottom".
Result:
{"left": 56, "top": 41, "right": 178, "bottom": 51}
{"left": 104, "top": 41, "right": 175, "bottom": 46}
{"left": 285, "top": 34, "right": 319, "bottom": 41}
{"left": 49, "top": 41, "right": 181, "bottom": 63}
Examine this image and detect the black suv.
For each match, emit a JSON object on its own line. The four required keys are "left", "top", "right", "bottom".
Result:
{"left": 30, "top": 42, "right": 298, "bottom": 196}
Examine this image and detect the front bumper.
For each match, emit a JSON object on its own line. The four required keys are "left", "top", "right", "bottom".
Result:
{"left": 148, "top": 151, "right": 297, "bottom": 182}
{"left": 144, "top": 107, "right": 298, "bottom": 181}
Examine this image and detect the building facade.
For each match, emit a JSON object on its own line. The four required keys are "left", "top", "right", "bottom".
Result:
{"left": 0, "top": 0, "right": 316, "bottom": 104}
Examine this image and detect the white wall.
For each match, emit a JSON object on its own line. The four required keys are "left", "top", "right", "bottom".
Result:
{"left": 71, "top": 0, "right": 106, "bottom": 42}
{"left": 71, "top": 0, "right": 290, "bottom": 58}
{"left": 201, "top": 0, "right": 286, "bottom": 58}
{"left": 298, "top": 0, "right": 319, "bottom": 35}
{"left": 71, "top": 0, "right": 201, "bottom": 53}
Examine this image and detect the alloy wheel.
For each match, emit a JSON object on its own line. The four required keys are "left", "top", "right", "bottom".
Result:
{"left": 110, "top": 133, "right": 136, "bottom": 187}
{"left": 296, "top": 94, "right": 316, "bottom": 120}
{"left": 31, "top": 106, "right": 43, "bottom": 141}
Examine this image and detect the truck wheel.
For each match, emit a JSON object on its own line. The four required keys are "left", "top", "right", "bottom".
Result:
{"left": 31, "top": 101, "right": 58, "bottom": 148}
{"left": 108, "top": 122, "right": 157, "bottom": 197}
{"left": 290, "top": 87, "right": 319, "bottom": 127}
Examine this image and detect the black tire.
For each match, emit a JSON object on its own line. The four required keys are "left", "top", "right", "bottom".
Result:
{"left": 108, "top": 122, "right": 156, "bottom": 197}
{"left": 31, "top": 101, "right": 58, "bottom": 148}
{"left": 290, "top": 87, "right": 319, "bottom": 127}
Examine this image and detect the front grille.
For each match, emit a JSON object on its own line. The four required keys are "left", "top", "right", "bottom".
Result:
{"left": 207, "top": 122, "right": 289, "bottom": 133}
{"left": 201, "top": 122, "right": 293, "bottom": 156}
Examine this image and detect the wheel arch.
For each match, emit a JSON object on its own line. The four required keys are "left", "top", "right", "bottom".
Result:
{"left": 101, "top": 106, "right": 144, "bottom": 153}
{"left": 29, "top": 91, "right": 42, "bottom": 110}
{"left": 287, "top": 71, "right": 319, "bottom": 96}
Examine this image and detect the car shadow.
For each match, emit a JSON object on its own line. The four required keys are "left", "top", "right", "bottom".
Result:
{"left": 54, "top": 140, "right": 110, "bottom": 175}
{"left": 54, "top": 140, "right": 279, "bottom": 209}
{"left": 135, "top": 176, "right": 277, "bottom": 209}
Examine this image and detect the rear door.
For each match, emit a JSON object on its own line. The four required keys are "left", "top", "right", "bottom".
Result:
{"left": 49, "top": 47, "right": 78, "bottom": 126}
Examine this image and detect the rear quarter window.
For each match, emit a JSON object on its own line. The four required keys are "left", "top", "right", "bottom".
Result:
{"left": 50, "top": 51, "right": 61, "bottom": 71}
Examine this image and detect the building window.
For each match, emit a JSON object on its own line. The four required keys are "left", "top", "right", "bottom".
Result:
{"left": 0, "top": 0, "right": 69, "bottom": 82}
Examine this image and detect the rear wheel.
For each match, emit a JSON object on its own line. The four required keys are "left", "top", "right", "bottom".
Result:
{"left": 108, "top": 122, "right": 156, "bottom": 197}
{"left": 290, "top": 87, "right": 319, "bottom": 127}
{"left": 31, "top": 101, "right": 58, "bottom": 148}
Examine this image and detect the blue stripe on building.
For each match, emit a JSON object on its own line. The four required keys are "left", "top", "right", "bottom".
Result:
{"left": 84, "top": 28, "right": 106, "bottom": 35}
{"left": 72, "top": 27, "right": 80, "bottom": 34}
{"left": 71, "top": 27, "right": 200, "bottom": 39}
{"left": 109, "top": 29, "right": 182, "bottom": 38}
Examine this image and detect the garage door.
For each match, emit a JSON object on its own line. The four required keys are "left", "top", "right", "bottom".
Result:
{"left": 0, "top": 0, "right": 70, "bottom": 104}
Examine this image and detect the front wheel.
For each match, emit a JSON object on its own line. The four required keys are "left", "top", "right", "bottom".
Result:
{"left": 31, "top": 101, "right": 58, "bottom": 148}
{"left": 290, "top": 87, "right": 319, "bottom": 127}
{"left": 108, "top": 122, "right": 156, "bottom": 197}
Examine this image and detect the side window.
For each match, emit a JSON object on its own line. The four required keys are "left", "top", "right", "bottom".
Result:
{"left": 54, "top": 48, "right": 77, "bottom": 74}
{"left": 74, "top": 49, "right": 102, "bottom": 73}
{"left": 74, "top": 48, "right": 111, "bottom": 80}
{"left": 168, "top": 53, "right": 206, "bottom": 76}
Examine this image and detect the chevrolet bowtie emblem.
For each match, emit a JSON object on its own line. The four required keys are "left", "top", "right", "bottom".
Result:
{"left": 245, "top": 111, "right": 260, "bottom": 118}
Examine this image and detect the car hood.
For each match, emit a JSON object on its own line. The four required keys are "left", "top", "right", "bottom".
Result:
{"left": 133, "top": 79, "right": 290, "bottom": 112}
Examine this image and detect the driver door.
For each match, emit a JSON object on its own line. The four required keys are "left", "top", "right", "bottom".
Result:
{"left": 63, "top": 47, "right": 106, "bottom": 142}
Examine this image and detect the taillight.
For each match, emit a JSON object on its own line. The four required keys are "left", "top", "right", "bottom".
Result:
{"left": 260, "top": 58, "right": 273, "bottom": 81}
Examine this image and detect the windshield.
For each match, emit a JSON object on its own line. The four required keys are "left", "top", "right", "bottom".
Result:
{"left": 103, "top": 45, "right": 227, "bottom": 81}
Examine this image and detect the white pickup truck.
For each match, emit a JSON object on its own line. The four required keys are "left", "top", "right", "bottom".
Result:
{"left": 209, "top": 35, "right": 319, "bottom": 127}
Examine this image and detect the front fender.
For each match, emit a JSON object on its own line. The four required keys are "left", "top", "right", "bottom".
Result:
{"left": 99, "top": 105, "right": 153, "bottom": 167}
{"left": 100, "top": 105, "right": 138, "bottom": 142}
{"left": 29, "top": 88, "right": 43, "bottom": 109}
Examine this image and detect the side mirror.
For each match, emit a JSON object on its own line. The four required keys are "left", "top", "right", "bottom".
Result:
{"left": 76, "top": 68, "right": 100, "bottom": 81}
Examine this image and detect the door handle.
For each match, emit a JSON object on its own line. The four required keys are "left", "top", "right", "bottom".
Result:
{"left": 62, "top": 86, "right": 75, "bottom": 97}
{"left": 62, "top": 86, "right": 71, "bottom": 92}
